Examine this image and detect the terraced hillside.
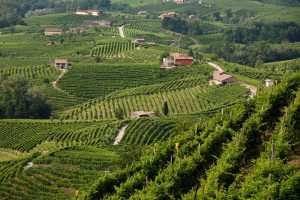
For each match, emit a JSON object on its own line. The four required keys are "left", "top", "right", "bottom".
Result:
{"left": 64, "top": 84, "right": 248, "bottom": 120}
{"left": 58, "top": 63, "right": 212, "bottom": 98}
{"left": 0, "top": 146, "right": 119, "bottom": 199}
{"left": 0, "top": 120, "right": 123, "bottom": 152}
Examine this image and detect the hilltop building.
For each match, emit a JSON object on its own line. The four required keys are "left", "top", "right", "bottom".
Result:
{"left": 158, "top": 12, "right": 177, "bottom": 19}
{"left": 44, "top": 28, "right": 63, "bottom": 36}
{"left": 83, "top": 20, "right": 111, "bottom": 27}
{"left": 265, "top": 79, "right": 274, "bottom": 87}
{"left": 75, "top": 10, "right": 100, "bottom": 16}
{"left": 131, "top": 111, "right": 156, "bottom": 118}
{"left": 175, "top": 0, "right": 188, "bottom": 4}
{"left": 54, "top": 59, "right": 69, "bottom": 70}
{"left": 213, "top": 71, "right": 236, "bottom": 85}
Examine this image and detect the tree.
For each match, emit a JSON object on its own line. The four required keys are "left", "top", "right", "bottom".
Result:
{"left": 163, "top": 101, "right": 169, "bottom": 116}
{"left": 95, "top": 56, "right": 101, "bottom": 63}
{"left": 160, "top": 52, "right": 170, "bottom": 62}
{"left": 26, "top": 86, "right": 52, "bottom": 119}
{"left": 115, "top": 108, "right": 124, "bottom": 120}
{"left": 188, "top": 49, "right": 194, "bottom": 57}
{"left": 0, "top": 76, "right": 51, "bottom": 119}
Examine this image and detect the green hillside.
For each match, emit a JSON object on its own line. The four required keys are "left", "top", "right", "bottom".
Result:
{"left": 0, "top": 0, "right": 299, "bottom": 199}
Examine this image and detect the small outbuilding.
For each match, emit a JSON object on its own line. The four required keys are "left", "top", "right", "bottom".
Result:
{"left": 132, "top": 38, "right": 145, "bottom": 44}
{"left": 54, "top": 59, "right": 69, "bottom": 70}
{"left": 76, "top": 10, "right": 101, "bottom": 16}
{"left": 47, "top": 40, "right": 55, "bottom": 46}
{"left": 131, "top": 111, "right": 156, "bottom": 118}
{"left": 265, "top": 79, "right": 274, "bottom": 87}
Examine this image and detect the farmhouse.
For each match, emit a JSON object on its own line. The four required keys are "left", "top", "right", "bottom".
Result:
{"left": 158, "top": 12, "right": 177, "bottom": 19}
{"left": 47, "top": 40, "right": 55, "bottom": 46}
{"left": 75, "top": 10, "right": 100, "bottom": 16}
{"left": 131, "top": 111, "right": 156, "bottom": 118}
{"left": 69, "top": 27, "right": 84, "bottom": 35}
{"left": 175, "top": 0, "right": 188, "bottom": 4}
{"left": 189, "top": 15, "right": 199, "bottom": 20}
{"left": 44, "top": 28, "right": 63, "bottom": 36}
{"left": 54, "top": 59, "right": 69, "bottom": 70}
{"left": 170, "top": 53, "right": 193, "bottom": 66}
{"left": 83, "top": 20, "right": 112, "bottom": 27}
{"left": 132, "top": 38, "right": 145, "bottom": 44}
{"left": 213, "top": 71, "right": 236, "bottom": 85}
{"left": 265, "top": 79, "right": 274, "bottom": 87}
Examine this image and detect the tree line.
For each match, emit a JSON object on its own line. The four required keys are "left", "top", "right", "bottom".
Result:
{"left": 224, "top": 21, "right": 300, "bottom": 44}
{"left": 0, "top": 76, "right": 51, "bottom": 119}
{"left": 0, "top": 0, "right": 112, "bottom": 29}
{"left": 162, "top": 17, "right": 204, "bottom": 35}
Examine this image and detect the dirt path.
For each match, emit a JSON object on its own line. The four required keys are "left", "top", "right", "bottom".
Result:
{"left": 52, "top": 69, "right": 66, "bottom": 91}
{"left": 118, "top": 26, "right": 125, "bottom": 38}
{"left": 113, "top": 125, "right": 128, "bottom": 145}
{"left": 207, "top": 62, "right": 258, "bottom": 98}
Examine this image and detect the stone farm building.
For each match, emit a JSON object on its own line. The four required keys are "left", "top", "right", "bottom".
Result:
{"left": 175, "top": 0, "right": 188, "bottom": 4}
{"left": 213, "top": 71, "right": 236, "bottom": 85}
{"left": 265, "top": 79, "right": 274, "bottom": 87}
{"left": 171, "top": 53, "right": 193, "bottom": 66}
{"left": 158, "top": 12, "right": 177, "bottom": 19}
{"left": 131, "top": 111, "right": 156, "bottom": 118}
{"left": 132, "top": 38, "right": 145, "bottom": 44}
{"left": 75, "top": 10, "right": 100, "bottom": 16}
{"left": 54, "top": 59, "right": 69, "bottom": 70}
{"left": 83, "top": 20, "right": 112, "bottom": 27}
{"left": 44, "top": 28, "right": 63, "bottom": 36}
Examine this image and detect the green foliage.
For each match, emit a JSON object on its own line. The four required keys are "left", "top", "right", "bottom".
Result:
{"left": 0, "top": 76, "right": 51, "bottom": 119}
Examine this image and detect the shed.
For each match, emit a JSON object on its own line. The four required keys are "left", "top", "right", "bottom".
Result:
{"left": 131, "top": 111, "right": 155, "bottom": 118}
{"left": 54, "top": 59, "right": 69, "bottom": 70}
{"left": 265, "top": 79, "right": 274, "bottom": 87}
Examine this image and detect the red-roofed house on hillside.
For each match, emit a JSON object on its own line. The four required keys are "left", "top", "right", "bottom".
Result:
{"left": 213, "top": 71, "right": 236, "bottom": 85}
{"left": 76, "top": 10, "right": 100, "bottom": 16}
{"left": 170, "top": 53, "right": 193, "bottom": 66}
{"left": 54, "top": 59, "right": 69, "bottom": 70}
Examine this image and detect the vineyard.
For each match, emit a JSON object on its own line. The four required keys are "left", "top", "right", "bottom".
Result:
{"left": 121, "top": 117, "right": 176, "bottom": 145}
{"left": 84, "top": 72, "right": 300, "bottom": 200}
{"left": 0, "top": 146, "right": 119, "bottom": 199}
{"left": 58, "top": 62, "right": 212, "bottom": 98}
{"left": 0, "top": 120, "right": 123, "bottom": 152}
{"left": 90, "top": 41, "right": 136, "bottom": 58}
{"left": 0, "top": 1, "right": 299, "bottom": 199}
{"left": 0, "top": 65, "right": 58, "bottom": 84}
{"left": 64, "top": 84, "right": 248, "bottom": 120}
